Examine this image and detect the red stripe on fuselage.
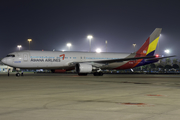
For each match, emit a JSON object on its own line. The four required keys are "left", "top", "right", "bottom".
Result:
{"left": 114, "top": 59, "right": 143, "bottom": 69}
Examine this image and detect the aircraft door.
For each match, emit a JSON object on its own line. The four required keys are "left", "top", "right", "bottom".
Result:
{"left": 23, "top": 53, "right": 28, "bottom": 62}
{"left": 80, "top": 56, "right": 85, "bottom": 61}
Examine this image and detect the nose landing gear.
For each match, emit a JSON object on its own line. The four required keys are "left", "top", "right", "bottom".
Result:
{"left": 15, "top": 68, "right": 21, "bottom": 77}
{"left": 16, "top": 73, "right": 20, "bottom": 77}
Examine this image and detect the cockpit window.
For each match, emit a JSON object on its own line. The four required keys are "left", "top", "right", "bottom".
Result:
{"left": 6, "top": 54, "right": 15, "bottom": 57}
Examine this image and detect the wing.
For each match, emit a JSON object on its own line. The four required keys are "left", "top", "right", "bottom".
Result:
{"left": 68, "top": 55, "right": 156, "bottom": 66}
{"left": 88, "top": 55, "right": 156, "bottom": 63}
{"left": 68, "top": 55, "right": 176, "bottom": 68}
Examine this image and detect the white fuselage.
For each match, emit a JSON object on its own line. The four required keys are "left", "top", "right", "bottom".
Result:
{"left": 2, "top": 50, "right": 131, "bottom": 70}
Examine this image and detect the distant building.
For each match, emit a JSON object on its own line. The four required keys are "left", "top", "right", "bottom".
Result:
{"left": 0, "top": 61, "right": 13, "bottom": 72}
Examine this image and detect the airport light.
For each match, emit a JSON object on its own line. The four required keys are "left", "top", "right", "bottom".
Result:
{"left": 87, "top": 35, "right": 93, "bottom": 52}
{"left": 105, "top": 40, "right": 108, "bottom": 52}
{"left": 17, "top": 45, "right": 22, "bottom": 51}
{"left": 67, "top": 43, "right": 72, "bottom": 51}
{"left": 27, "top": 39, "right": 32, "bottom": 50}
{"left": 96, "top": 48, "right": 101, "bottom": 53}
{"left": 164, "top": 49, "right": 170, "bottom": 54}
{"left": 133, "top": 44, "right": 136, "bottom": 52}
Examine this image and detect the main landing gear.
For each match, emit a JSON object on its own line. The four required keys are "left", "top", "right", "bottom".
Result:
{"left": 78, "top": 73, "right": 88, "bottom": 76}
{"left": 93, "top": 72, "right": 103, "bottom": 76}
{"left": 93, "top": 68, "right": 104, "bottom": 76}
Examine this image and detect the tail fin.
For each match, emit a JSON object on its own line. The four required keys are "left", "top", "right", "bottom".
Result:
{"left": 136, "top": 28, "right": 162, "bottom": 57}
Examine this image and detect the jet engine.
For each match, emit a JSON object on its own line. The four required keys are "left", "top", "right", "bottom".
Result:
{"left": 76, "top": 63, "right": 92, "bottom": 73}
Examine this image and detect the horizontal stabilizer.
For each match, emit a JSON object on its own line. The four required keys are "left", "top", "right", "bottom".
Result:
{"left": 145, "top": 55, "right": 176, "bottom": 61}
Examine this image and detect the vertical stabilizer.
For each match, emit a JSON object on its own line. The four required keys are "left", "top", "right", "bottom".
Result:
{"left": 136, "top": 28, "right": 162, "bottom": 57}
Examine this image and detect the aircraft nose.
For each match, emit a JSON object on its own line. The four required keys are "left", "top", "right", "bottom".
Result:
{"left": 1, "top": 58, "right": 6, "bottom": 64}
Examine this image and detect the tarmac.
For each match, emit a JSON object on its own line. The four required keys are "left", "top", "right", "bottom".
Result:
{"left": 0, "top": 73, "right": 180, "bottom": 120}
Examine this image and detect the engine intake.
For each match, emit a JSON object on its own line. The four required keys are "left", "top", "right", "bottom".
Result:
{"left": 76, "top": 63, "right": 92, "bottom": 73}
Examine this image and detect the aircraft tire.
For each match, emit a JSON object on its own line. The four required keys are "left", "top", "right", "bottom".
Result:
{"left": 93, "top": 72, "right": 98, "bottom": 76}
{"left": 78, "top": 73, "right": 88, "bottom": 76}
{"left": 99, "top": 72, "right": 103, "bottom": 76}
{"left": 93, "top": 72, "right": 103, "bottom": 76}
{"left": 16, "top": 73, "right": 20, "bottom": 77}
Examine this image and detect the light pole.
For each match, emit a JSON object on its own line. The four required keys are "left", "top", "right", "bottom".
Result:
{"left": 27, "top": 39, "right": 32, "bottom": 50}
{"left": 17, "top": 45, "right": 22, "bottom": 51}
{"left": 133, "top": 44, "right": 136, "bottom": 52}
{"left": 105, "top": 40, "right": 107, "bottom": 52}
{"left": 87, "top": 35, "right": 93, "bottom": 52}
{"left": 67, "top": 43, "right": 72, "bottom": 51}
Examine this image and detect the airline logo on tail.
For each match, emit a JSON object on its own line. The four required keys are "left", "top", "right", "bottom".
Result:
{"left": 136, "top": 28, "right": 161, "bottom": 57}
{"left": 115, "top": 28, "right": 162, "bottom": 69}
{"left": 146, "top": 36, "right": 159, "bottom": 56}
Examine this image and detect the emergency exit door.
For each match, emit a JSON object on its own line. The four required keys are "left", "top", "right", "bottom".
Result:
{"left": 23, "top": 53, "right": 28, "bottom": 62}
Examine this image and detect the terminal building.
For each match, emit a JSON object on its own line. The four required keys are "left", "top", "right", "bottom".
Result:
{"left": 0, "top": 61, "right": 13, "bottom": 72}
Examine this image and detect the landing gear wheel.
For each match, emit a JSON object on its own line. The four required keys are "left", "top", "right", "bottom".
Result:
{"left": 93, "top": 72, "right": 98, "bottom": 76}
{"left": 99, "top": 72, "right": 103, "bottom": 76}
{"left": 93, "top": 72, "right": 103, "bottom": 76}
{"left": 78, "top": 73, "right": 88, "bottom": 76}
{"left": 16, "top": 73, "right": 20, "bottom": 77}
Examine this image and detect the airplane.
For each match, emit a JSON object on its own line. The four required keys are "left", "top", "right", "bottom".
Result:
{"left": 1, "top": 28, "right": 175, "bottom": 76}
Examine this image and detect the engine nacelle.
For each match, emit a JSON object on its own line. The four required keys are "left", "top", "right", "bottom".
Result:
{"left": 76, "top": 63, "right": 92, "bottom": 73}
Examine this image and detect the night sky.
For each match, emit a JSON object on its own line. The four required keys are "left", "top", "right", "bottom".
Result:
{"left": 0, "top": 0, "right": 180, "bottom": 59}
